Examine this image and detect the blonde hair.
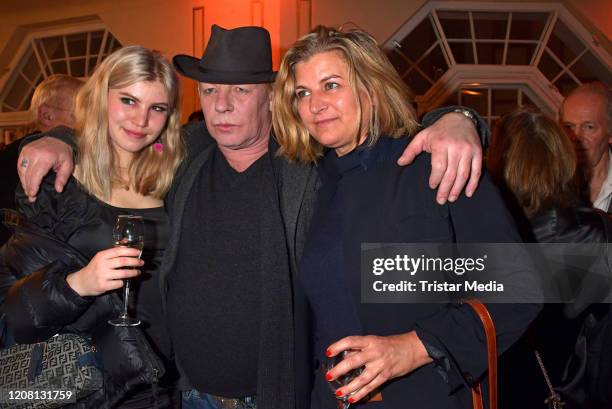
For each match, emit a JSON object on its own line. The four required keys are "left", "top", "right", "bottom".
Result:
{"left": 273, "top": 25, "right": 419, "bottom": 163}
{"left": 29, "top": 74, "right": 83, "bottom": 129}
{"left": 74, "top": 45, "right": 183, "bottom": 200}
{"left": 487, "top": 109, "right": 579, "bottom": 218}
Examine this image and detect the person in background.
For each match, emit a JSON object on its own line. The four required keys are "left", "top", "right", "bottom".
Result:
{"left": 488, "top": 108, "right": 612, "bottom": 409}
{"left": 273, "top": 25, "right": 540, "bottom": 409}
{"left": 187, "top": 109, "right": 204, "bottom": 123}
{"left": 0, "top": 74, "right": 82, "bottom": 209}
{"left": 0, "top": 74, "right": 83, "bottom": 245}
{"left": 560, "top": 82, "right": 612, "bottom": 212}
{"left": 28, "top": 74, "right": 84, "bottom": 134}
{"left": 0, "top": 46, "right": 183, "bottom": 408}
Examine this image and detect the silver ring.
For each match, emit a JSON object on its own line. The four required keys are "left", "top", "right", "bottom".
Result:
{"left": 20, "top": 158, "right": 29, "bottom": 168}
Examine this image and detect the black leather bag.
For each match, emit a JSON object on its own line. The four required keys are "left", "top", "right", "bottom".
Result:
{"left": 0, "top": 333, "right": 103, "bottom": 408}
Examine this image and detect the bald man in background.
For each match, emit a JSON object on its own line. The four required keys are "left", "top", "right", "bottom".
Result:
{"left": 560, "top": 82, "right": 612, "bottom": 212}
{"left": 559, "top": 81, "right": 612, "bottom": 409}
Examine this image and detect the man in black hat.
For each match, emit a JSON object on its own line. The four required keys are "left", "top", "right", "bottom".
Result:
{"left": 17, "top": 25, "right": 487, "bottom": 409}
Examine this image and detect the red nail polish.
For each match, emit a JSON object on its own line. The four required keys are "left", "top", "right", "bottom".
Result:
{"left": 348, "top": 397, "right": 355, "bottom": 404}
{"left": 335, "top": 389, "right": 343, "bottom": 397}
{"left": 326, "top": 349, "right": 332, "bottom": 357}
{"left": 325, "top": 372, "right": 333, "bottom": 381}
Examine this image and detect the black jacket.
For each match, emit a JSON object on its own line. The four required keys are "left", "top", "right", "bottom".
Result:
{"left": 498, "top": 206, "right": 612, "bottom": 409}
{"left": 0, "top": 138, "right": 21, "bottom": 246}
{"left": 161, "top": 124, "right": 318, "bottom": 409}
{"left": 0, "top": 204, "right": 166, "bottom": 408}
{"left": 532, "top": 207, "right": 612, "bottom": 409}
{"left": 531, "top": 207, "right": 612, "bottom": 245}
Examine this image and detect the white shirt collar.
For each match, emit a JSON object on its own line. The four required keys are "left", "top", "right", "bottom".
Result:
{"left": 593, "top": 152, "right": 612, "bottom": 212}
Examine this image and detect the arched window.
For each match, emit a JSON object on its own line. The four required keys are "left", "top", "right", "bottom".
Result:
{"left": 0, "top": 22, "right": 122, "bottom": 143}
{"left": 384, "top": 2, "right": 611, "bottom": 128}
{"left": 1, "top": 30, "right": 121, "bottom": 113}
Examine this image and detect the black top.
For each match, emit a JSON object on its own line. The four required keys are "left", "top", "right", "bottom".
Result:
{"left": 0, "top": 138, "right": 21, "bottom": 246}
{"left": 0, "top": 137, "right": 23, "bottom": 211}
{"left": 299, "top": 148, "right": 366, "bottom": 359}
{"left": 16, "top": 176, "right": 173, "bottom": 367}
{"left": 168, "top": 147, "right": 268, "bottom": 397}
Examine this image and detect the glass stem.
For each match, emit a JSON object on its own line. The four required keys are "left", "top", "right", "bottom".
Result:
{"left": 122, "top": 279, "right": 131, "bottom": 317}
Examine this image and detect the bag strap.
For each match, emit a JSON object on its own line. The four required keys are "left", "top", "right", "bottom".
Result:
{"left": 28, "top": 342, "right": 46, "bottom": 383}
{"left": 462, "top": 299, "right": 497, "bottom": 409}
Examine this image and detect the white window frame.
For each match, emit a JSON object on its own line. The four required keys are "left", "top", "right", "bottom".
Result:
{"left": 0, "top": 18, "right": 113, "bottom": 130}
{"left": 382, "top": 1, "right": 612, "bottom": 117}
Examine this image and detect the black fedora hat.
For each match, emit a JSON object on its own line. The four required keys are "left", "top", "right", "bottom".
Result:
{"left": 173, "top": 24, "right": 276, "bottom": 84}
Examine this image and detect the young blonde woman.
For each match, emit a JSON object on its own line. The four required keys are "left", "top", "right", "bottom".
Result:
{"left": 0, "top": 45, "right": 183, "bottom": 408}
{"left": 273, "top": 26, "right": 541, "bottom": 409}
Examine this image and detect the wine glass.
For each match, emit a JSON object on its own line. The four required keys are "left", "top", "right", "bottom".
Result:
{"left": 325, "top": 350, "right": 364, "bottom": 409}
{"left": 108, "top": 215, "right": 144, "bottom": 327}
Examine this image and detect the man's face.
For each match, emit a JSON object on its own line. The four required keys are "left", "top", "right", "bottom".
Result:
{"left": 561, "top": 91, "right": 611, "bottom": 169}
{"left": 198, "top": 83, "right": 272, "bottom": 150}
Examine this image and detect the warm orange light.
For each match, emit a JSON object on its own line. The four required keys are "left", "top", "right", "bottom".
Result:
{"left": 461, "top": 90, "right": 482, "bottom": 96}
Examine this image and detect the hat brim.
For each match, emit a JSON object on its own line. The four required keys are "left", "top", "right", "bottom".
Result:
{"left": 173, "top": 54, "right": 276, "bottom": 84}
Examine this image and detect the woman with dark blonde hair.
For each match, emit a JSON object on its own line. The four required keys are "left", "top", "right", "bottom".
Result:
{"left": 0, "top": 45, "right": 183, "bottom": 408}
{"left": 487, "top": 109, "right": 580, "bottom": 219}
{"left": 273, "top": 26, "right": 540, "bottom": 409}
{"left": 488, "top": 109, "right": 612, "bottom": 408}
{"left": 487, "top": 108, "right": 611, "bottom": 245}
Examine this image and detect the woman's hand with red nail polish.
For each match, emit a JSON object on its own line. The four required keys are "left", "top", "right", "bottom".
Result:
{"left": 325, "top": 331, "right": 433, "bottom": 404}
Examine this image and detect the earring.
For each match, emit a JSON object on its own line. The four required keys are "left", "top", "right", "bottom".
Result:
{"left": 153, "top": 142, "right": 164, "bottom": 152}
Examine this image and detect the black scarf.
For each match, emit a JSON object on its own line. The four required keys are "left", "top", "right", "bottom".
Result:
{"left": 256, "top": 149, "right": 295, "bottom": 409}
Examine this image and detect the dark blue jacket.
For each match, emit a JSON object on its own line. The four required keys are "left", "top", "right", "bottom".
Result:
{"left": 300, "top": 136, "right": 541, "bottom": 408}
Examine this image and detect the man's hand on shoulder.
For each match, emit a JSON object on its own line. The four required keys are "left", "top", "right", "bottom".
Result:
{"left": 398, "top": 111, "right": 483, "bottom": 204}
{"left": 18, "top": 137, "right": 74, "bottom": 202}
